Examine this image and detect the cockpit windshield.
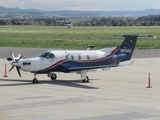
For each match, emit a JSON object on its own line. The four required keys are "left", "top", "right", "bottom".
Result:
{"left": 39, "top": 52, "right": 55, "bottom": 59}
{"left": 39, "top": 52, "right": 50, "bottom": 58}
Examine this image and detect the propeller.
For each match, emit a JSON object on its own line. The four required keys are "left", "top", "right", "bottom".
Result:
{"left": 7, "top": 51, "right": 23, "bottom": 77}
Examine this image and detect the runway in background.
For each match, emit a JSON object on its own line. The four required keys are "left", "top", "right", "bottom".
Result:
{"left": 0, "top": 47, "right": 160, "bottom": 58}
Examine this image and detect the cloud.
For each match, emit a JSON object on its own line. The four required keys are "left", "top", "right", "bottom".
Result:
{"left": 153, "top": 0, "right": 160, "bottom": 9}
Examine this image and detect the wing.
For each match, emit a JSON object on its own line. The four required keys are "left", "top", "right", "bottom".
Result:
{"left": 67, "top": 64, "right": 119, "bottom": 72}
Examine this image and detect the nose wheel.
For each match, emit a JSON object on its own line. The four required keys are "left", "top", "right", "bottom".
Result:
{"left": 32, "top": 73, "right": 39, "bottom": 83}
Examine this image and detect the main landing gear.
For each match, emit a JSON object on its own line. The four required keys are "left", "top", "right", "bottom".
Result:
{"left": 50, "top": 73, "right": 57, "bottom": 80}
{"left": 82, "top": 76, "right": 89, "bottom": 83}
{"left": 48, "top": 72, "right": 57, "bottom": 80}
{"left": 80, "top": 70, "right": 90, "bottom": 83}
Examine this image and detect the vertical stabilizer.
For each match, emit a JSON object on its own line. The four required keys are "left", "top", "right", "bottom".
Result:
{"left": 116, "top": 34, "right": 139, "bottom": 62}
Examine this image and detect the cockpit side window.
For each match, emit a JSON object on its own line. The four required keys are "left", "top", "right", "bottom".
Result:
{"left": 48, "top": 54, "right": 55, "bottom": 59}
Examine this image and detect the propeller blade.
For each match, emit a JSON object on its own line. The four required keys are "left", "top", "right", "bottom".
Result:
{"left": 16, "top": 54, "right": 23, "bottom": 61}
{"left": 16, "top": 66, "right": 21, "bottom": 77}
{"left": 17, "top": 55, "right": 23, "bottom": 62}
{"left": 9, "top": 66, "right": 14, "bottom": 72}
{"left": 16, "top": 54, "right": 21, "bottom": 59}
{"left": 10, "top": 51, "right": 15, "bottom": 61}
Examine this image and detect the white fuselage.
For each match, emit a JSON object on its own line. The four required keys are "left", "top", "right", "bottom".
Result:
{"left": 17, "top": 49, "right": 108, "bottom": 72}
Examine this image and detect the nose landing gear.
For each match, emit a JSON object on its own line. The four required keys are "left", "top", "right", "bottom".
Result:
{"left": 32, "top": 73, "right": 39, "bottom": 83}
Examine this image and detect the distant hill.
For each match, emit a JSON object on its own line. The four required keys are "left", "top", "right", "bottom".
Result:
{"left": 0, "top": 6, "right": 43, "bottom": 13}
{"left": 0, "top": 6, "right": 160, "bottom": 17}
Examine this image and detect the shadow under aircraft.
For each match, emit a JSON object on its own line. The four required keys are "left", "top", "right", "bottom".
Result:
{"left": 0, "top": 78, "right": 98, "bottom": 89}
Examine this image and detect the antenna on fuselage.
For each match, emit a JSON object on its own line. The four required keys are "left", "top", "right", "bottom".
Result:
{"left": 87, "top": 45, "right": 95, "bottom": 51}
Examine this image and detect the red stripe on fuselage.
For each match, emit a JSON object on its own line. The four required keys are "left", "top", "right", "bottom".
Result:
{"left": 38, "top": 59, "right": 66, "bottom": 72}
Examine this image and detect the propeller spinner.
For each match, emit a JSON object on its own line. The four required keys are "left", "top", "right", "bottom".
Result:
{"left": 7, "top": 51, "right": 23, "bottom": 77}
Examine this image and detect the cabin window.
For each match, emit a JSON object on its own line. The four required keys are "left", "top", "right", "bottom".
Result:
{"left": 66, "top": 55, "right": 69, "bottom": 60}
{"left": 71, "top": 55, "right": 74, "bottom": 60}
{"left": 78, "top": 55, "right": 81, "bottom": 60}
{"left": 87, "top": 55, "right": 90, "bottom": 60}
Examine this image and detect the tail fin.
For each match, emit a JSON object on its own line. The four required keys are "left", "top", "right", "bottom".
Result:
{"left": 116, "top": 34, "right": 139, "bottom": 62}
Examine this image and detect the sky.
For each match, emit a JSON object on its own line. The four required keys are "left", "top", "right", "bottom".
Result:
{"left": 0, "top": 0, "right": 160, "bottom": 11}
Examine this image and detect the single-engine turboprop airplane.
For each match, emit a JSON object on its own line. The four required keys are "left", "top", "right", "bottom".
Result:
{"left": 7, "top": 34, "right": 139, "bottom": 83}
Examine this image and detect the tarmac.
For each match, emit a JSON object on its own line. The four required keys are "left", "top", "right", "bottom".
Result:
{"left": 0, "top": 48, "right": 160, "bottom": 120}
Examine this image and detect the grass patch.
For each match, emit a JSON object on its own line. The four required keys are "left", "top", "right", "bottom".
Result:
{"left": 0, "top": 26, "right": 159, "bottom": 49}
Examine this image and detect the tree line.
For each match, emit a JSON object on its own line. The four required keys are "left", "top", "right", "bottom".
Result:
{"left": 1, "top": 15, "right": 160, "bottom": 26}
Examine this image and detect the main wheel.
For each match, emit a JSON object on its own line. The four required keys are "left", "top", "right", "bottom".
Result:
{"left": 82, "top": 76, "right": 89, "bottom": 83}
{"left": 50, "top": 73, "right": 57, "bottom": 80}
{"left": 32, "top": 78, "right": 39, "bottom": 83}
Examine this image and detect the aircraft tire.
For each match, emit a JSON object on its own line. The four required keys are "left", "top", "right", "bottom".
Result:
{"left": 32, "top": 78, "right": 39, "bottom": 83}
{"left": 51, "top": 73, "right": 57, "bottom": 80}
{"left": 82, "top": 76, "right": 89, "bottom": 83}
